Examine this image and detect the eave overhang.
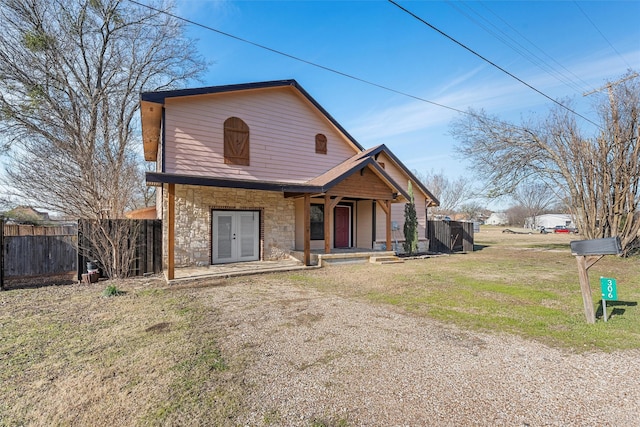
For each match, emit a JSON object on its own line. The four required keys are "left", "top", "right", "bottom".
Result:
{"left": 367, "top": 144, "right": 440, "bottom": 207}
{"left": 140, "top": 100, "right": 163, "bottom": 161}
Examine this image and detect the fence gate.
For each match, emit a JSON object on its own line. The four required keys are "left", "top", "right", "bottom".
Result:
{"left": 427, "top": 220, "right": 474, "bottom": 253}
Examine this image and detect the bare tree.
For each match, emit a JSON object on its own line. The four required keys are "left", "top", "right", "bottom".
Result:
{"left": 505, "top": 204, "right": 529, "bottom": 228}
{"left": 452, "top": 71, "right": 640, "bottom": 253}
{"left": 458, "top": 202, "right": 487, "bottom": 222}
{"left": 79, "top": 219, "right": 141, "bottom": 279}
{"left": 413, "top": 169, "right": 475, "bottom": 217}
{"left": 0, "top": 0, "right": 205, "bottom": 219}
{"left": 512, "top": 181, "right": 557, "bottom": 227}
{"left": 0, "top": 0, "right": 205, "bottom": 277}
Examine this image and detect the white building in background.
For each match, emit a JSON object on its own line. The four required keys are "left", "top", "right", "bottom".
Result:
{"left": 525, "top": 213, "right": 575, "bottom": 230}
{"left": 485, "top": 212, "right": 508, "bottom": 225}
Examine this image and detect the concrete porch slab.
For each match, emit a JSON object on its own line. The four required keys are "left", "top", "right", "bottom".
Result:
{"left": 290, "top": 249, "right": 397, "bottom": 266}
{"left": 169, "top": 257, "right": 312, "bottom": 284}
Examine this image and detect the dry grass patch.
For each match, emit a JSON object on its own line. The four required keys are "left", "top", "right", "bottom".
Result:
{"left": 0, "top": 279, "right": 245, "bottom": 426}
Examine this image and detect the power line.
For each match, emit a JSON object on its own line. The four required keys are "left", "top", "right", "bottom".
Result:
{"left": 127, "top": 0, "right": 467, "bottom": 116}
{"left": 458, "top": 0, "right": 597, "bottom": 95}
{"left": 573, "top": 1, "right": 632, "bottom": 70}
{"left": 388, "top": 0, "right": 601, "bottom": 129}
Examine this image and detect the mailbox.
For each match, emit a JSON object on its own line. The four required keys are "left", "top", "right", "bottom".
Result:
{"left": 570, "top": 236, "right": 622, "bottom": 256}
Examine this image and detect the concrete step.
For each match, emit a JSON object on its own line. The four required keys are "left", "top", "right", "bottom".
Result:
{"left": 369, "top": 256, "right": 404, "bottom": 265}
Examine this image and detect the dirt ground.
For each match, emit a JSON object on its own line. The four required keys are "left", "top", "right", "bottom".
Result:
{"left": 2, "top": 227, "right": 639, "bottom": 426}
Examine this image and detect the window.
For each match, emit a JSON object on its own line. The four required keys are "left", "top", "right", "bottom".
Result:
{"left": 310, "top": 204, "right": 324, "bottom": 240}
{"left": 224, "top": 117, "right": 250, "bottom": 165}
{"left": 315, "top": 133, "right": 327, "bottom": 155}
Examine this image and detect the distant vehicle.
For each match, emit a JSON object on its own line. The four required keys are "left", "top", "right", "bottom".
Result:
{"left": 553, "top": 225, "right": 570, "bottom": 233}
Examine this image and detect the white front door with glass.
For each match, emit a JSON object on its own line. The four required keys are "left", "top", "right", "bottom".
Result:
{"left": 212, "top": 210, "right": 259, "bottom": 264}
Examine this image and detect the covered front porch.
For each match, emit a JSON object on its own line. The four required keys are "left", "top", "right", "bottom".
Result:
{"left": 288, "top": 149, "right": 411, "bottom": 266}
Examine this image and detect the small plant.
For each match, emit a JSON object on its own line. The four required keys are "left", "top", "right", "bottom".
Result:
{"left": 102, "top": 284, "right": 123, "bottom": 297}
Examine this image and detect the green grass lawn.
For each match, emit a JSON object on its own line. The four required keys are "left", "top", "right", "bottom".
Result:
{"left": 294, "top": 227, "right": 640, "bottom": 351}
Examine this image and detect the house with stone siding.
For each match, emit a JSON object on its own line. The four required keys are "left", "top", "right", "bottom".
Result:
{"left": 140, "top": 80, "right": 438, "bottom": 279}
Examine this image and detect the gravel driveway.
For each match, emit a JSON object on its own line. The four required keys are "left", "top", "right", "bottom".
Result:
{"left": 188, "top": 279, "right": 640, "bottom": 426}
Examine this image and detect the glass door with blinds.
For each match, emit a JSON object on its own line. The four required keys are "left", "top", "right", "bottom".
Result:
{"left": 212, "top": 210, "right": 259, "bottom": 264}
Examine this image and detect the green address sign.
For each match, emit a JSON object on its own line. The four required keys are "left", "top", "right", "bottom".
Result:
{"left": 600, "top": 277, "right": 618, "bottom": 301}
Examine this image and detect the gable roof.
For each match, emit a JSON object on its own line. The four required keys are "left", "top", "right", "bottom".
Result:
{"left": 141, "top": 80, "right": 439, "bottom": 207}
{"left": 364, "top": 145, "right": 439, "bottom": 207}
{"left": 140, "top": 79, "right": 364, "bottom": 161}
{"left": 304, "top": 148, "right": 410, "bottom": 201}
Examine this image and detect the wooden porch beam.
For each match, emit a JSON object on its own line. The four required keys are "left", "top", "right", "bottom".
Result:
{"left": 329, "top": 196, "right": 343, "bottom": 210}
{"left": 304, "top": 193, "right": 311, "bottom": 266}
{"left": 324, "top": 194, "right": 331, "bottom": 254}
{"left": 167, "top": 183, "right": 175, "bottom": 280}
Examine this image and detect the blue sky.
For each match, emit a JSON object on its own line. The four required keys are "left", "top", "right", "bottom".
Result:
{"left": 172, "top": 0, "right": 639, "bottom": 192}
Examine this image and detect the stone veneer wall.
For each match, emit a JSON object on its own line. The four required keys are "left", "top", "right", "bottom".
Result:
{"left": 373, "top": 238, "right": 429, "bottom": 254}
{"left": 163, "top": 185, "right": 296, "bottom": 268}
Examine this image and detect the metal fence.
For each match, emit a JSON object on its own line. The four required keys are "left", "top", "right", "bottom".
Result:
{"left": 1, "top": 219, "right": 162, "bottom": 289}
{"left": 427, "top": 220, "right": 474, "bottom": 253}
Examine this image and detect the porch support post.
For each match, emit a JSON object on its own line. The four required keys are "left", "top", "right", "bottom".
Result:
{"left": 377, "top": 200, "right": 392, "bottom": 251}
{"left": 167, "top": 183, "right": 175, "bottom": 280}
{"left": 323, "top": 195, "right": 343, "bottom": 254}
{"left": 385, "top": 201, "right": 392, "bottom": 252}
{"left": 304, "top": 193, "right": 311, "bottom": 266}
{"left": 324, "top": 194, "right": 331, "bottom": 254}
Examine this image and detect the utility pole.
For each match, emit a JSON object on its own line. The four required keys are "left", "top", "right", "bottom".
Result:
{"left": 583, "top": 72, "right": 639, "bottom": 98}
{"left": 583, "top": 73, "right": 639, "bottom": 143}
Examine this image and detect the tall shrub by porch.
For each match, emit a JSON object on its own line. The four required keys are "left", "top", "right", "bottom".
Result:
{"left": 403, "top": 181, "right": 418, "bottom": 255}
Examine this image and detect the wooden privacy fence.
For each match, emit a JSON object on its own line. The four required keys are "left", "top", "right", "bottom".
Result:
{"left": 0, "top": 219, "right": 3, "bottom": 289}
{"left": 77, "top": 219, "right": 162, "bottom": 280}
{"left": 427, "top": 220, "right": 474, "bottom": 253}
{"left": 1, "top": 219, "right": 162, "bottom": 289}
{"left": 1, "top": 220, "right": 78, "bottom": 289}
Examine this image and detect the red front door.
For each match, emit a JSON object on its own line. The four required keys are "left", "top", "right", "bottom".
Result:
{"left": 334, "top": 206, "right": 350, "bottom": 248}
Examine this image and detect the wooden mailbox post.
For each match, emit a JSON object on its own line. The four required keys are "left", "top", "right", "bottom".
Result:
{"left": 570, "top": 237, "right": 622, "bottom": 324}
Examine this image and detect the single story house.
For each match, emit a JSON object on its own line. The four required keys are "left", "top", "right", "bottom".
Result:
{"left": 524, "top": 213, "right": 575, "bottom": 230}
{"left": 485, "top": 212, "right": 508, "bottom": 226}
{"left": 140, "top": 80, "right": 439, "bottom": 279}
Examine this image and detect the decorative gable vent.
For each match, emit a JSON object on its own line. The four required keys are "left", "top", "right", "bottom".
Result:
{"left": 315, "top": 133, "right": 327, "bottom": 155}
{"left": 224, "top": 117, "right": 250, "bottom": 165}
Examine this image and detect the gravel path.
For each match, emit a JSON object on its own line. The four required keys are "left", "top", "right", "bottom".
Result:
{"left": 194, "top": 280, "right": 639, "bottom": 426}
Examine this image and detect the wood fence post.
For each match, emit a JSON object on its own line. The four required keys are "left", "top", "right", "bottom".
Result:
{"left": 168, "top": 184, "right": 175, "bottom": 280}
{"left": 303, "top": 193, "right": 311, "bottom": 266}
{"left": 1, "top": 217, "right": 4, "bottom": 290}
{"left": 575, "top": 254, "right": 603, "bottom": 324}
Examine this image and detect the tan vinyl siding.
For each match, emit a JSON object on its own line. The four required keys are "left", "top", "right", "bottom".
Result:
{"left": 356, "top": 200, "right": 373, "bottom": 249}
{"left": 374, "top": 153, "right": 428, "bottom": 240}
{"left": 164, "top": 88, "right": 358, "bottom": 182}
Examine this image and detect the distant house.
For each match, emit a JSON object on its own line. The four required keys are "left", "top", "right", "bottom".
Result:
{"left": 2, "top": 206, "right": 50, "bottom": 224}
{"left": 139, "top": 79, "right": 439, "bottom": 279}
{"left": 125, "top": 206, "right": 157, "bottom": 220}
{"left": 525, "top": 213, "right": 575, "bottom": 230}
{"left": 485, "top": 212, "right": 508, "bottom": 226}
